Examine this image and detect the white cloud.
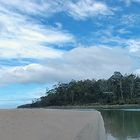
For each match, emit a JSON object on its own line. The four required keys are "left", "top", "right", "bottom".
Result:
{"left": 55, "top": 22, "right": 63, "bottom": 29}
{"left": 117, "top": 28, "right": 131, "bottom": 34}
{"left": 0, "top": 39, "right": 63, "bottom": 59}
{"left": 19, "top": 27, "right": 74, "bottom": 44}
{"left": 0, "top": 0, "right": 113, "bottom": 20}
{"left": 0, "top": 0, "right": 56, "bottom": 16}
{"left": 121, "top": 14, "right": 140, "bottom": 26}
{"left": 121, "top": 0, "right": 140, "bottom": 6}
{"left": 100, "top": 35, "right": 140, "bottom": 55}
{"left": 68, "top": 0, "right": 113, "bottom": 20}
{"left": 91, "top": 27, "right": 140, "bottom": 55}
{"left": 0, "top": 1, "right": 74, "bottom": 60}
{"left": 0, "top": 46, "right": 134, "bottom": 86}
{"left": 134, "top": 68, "right": 140, "bottom": 76}
{"left": 127, "top": 39, "right": 140, "bottom": 52}
{"left": 0, "top": 64, "right": 47, "bottom": 85}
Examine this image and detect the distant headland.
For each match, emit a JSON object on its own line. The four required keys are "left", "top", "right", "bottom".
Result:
{"left": 18, "top": 72, "right": 140, "bottom": 108}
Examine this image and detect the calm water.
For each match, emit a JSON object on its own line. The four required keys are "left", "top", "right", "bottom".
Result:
{"left": 100, "top": 109, "right": 140, "bottom": 140}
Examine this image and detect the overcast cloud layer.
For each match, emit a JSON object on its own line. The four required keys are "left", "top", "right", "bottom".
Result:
{"left": 0, "top": 0, "right": 140, "bottom": 107}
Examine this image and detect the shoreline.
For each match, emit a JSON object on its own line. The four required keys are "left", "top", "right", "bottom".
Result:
{"left": 42, "top": 104, "right": 140, "bottom": 110}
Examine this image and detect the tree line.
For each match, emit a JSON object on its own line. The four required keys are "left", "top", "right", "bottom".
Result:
{"left": 18, "top": 72, "right": 140, "bottom": 108}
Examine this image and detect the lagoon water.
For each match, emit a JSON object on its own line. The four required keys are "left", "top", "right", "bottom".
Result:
{"left": 100, "top": 109, "right": 140, "bottom": 140}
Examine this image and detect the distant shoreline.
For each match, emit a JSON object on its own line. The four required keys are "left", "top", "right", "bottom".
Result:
{"left": 27, "top": 104, "right": 140, "bottom": 110}
{"left": 18, "top": 72, "right": 140, "bottom": 109}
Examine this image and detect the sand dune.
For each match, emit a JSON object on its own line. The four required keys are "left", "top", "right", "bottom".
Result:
{"left": 0, "top": 109, "right": 106, "bottom": 140}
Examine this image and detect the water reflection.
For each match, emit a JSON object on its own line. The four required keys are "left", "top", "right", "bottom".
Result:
{"left": 100, "top": 109, "right": 140, "bottom": 140}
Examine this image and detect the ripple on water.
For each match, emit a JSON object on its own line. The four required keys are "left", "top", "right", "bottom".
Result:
{"left": 121, "top": 109, "right": 140, "bottom": 112}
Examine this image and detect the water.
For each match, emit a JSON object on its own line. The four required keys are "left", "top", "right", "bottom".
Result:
{"left": 100, "top": 109, "right": 140, "bottom": 140}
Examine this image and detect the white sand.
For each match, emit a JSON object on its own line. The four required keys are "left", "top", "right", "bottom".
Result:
{"left": 0, "top": 109, "right": 106, "bottom": 140}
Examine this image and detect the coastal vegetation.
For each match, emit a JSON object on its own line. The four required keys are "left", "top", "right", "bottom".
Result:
{"left": 18, "top": 72, "right": 140, "bottom": 108}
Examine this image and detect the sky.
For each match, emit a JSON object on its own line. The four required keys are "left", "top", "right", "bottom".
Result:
{"left": 0, "top": 0, "right": 140, "bottom": 108}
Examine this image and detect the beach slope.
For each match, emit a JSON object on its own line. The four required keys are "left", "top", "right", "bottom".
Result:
{"left": 0, "top": 109, "right": 106, "bottom": 140}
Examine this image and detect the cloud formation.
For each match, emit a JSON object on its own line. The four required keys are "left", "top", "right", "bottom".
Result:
{"left": 0, "top": 0, "right": 74, "bottom": 60}
{"left": 0, "top": 46, "right": 134, "bottom": 86}
{"left": 0, "top": 0, "right": 140, "bottom": 95}
{"left": 0, "top": 0, "right": 113, "bottom": 20}
{"left": 68, "top": 0, "right": 113, "bottom": 20}
{"left": 121, "top": 0, "right": 140, "bottom": 6}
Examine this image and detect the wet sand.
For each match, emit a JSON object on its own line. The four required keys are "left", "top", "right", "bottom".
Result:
{"left": 0, "top": 109, "right": 106, "bottom": 140}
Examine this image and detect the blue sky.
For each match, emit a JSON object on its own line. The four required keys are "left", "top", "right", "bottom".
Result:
{"left": 0, "top": 0, "right": 140, "bottom": 108}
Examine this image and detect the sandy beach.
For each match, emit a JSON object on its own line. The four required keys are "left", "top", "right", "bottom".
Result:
{"left": 0, "top": 109, "right": 106, "bottom": 140}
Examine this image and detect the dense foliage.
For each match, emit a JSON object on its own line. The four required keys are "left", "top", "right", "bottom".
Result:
{"left": 18, "top": 72, "right": 140, "bottom": 108}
